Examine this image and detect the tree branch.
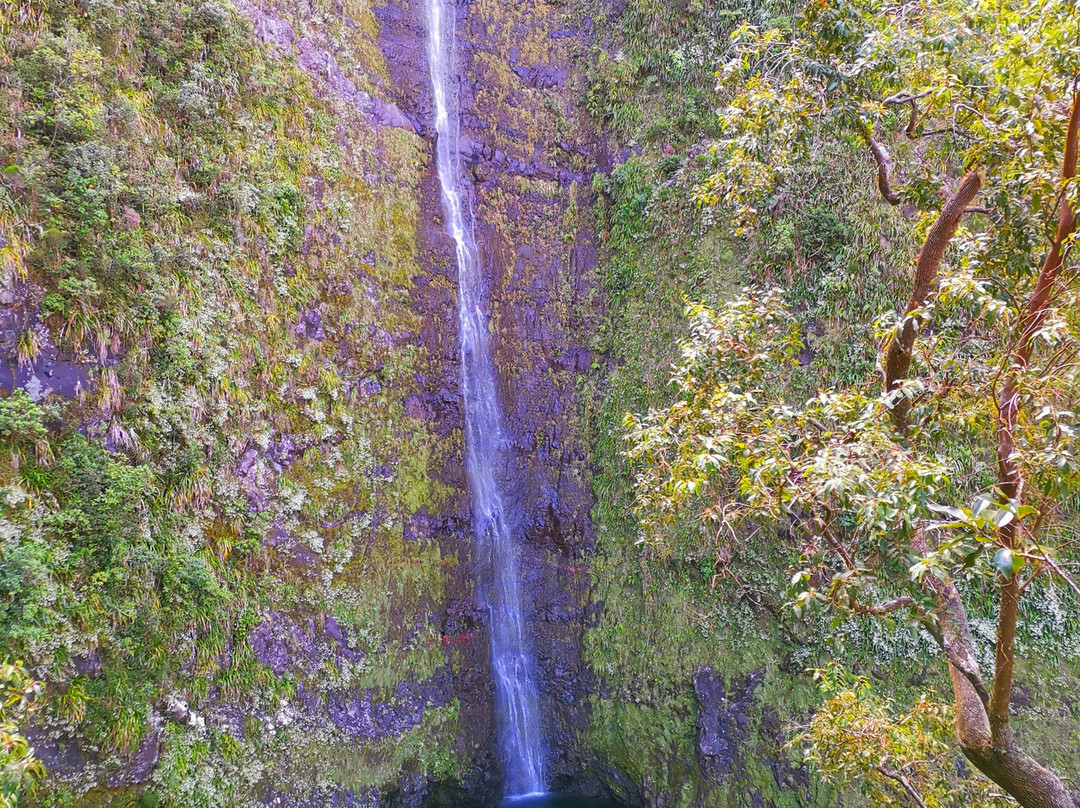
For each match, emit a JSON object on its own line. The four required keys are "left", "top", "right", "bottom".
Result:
{"left": 877, "top": 765, "right": 931, "bottom": 808}
{"left": 989, "top": 87, "right": 1080, "bottom": 744}
{"left": 857, "top": 119, "right": 902, "bottom": 204}
{"left": 882, "top": 90, "right": 932, "bottom": 138}
{"left": 882, "top": 170, "right": 983, "bottom": 432}
{"left": 882, "top": 90, "right": 933, "bottom": 106}
{"left": 909, "top": 531, "right": 991, "bottom": 707}
{"left": 1017, "top": 551, "right": 1080, "bottom": 599}
{"left": 854, "top": 595, "right": 916, "bottom": 615}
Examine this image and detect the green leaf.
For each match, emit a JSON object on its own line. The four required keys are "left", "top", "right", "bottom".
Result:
{"left": 971, "top": 495, "right": 994, "bottom": 517}
{"left": 993, "top": 547, "right": 1023, "bottom": 577}
{"left": 927, "top": 502, "right": 967, "bottom": 521}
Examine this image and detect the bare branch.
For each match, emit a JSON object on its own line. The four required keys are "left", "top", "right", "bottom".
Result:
{"left": 855, "top": 595, "right": 916, "bottom": 615}
{"left": 882, "top": 90, "right": 933, "bottom": 137}
{"left": 882, "top": 90, "right": 932, "bottom": 106}
{"left": 1018, "top": 552, "right": 1080, "bottom": 599}
{"left": 876, "top": 765, "right": 931, "bottom": 808}
{"left": 918, "top": 127, "right": 961, "bottom": 138}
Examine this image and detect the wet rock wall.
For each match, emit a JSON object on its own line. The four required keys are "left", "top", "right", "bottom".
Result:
{"left": 3, "top": 0, "right": 606, "bottom": 803}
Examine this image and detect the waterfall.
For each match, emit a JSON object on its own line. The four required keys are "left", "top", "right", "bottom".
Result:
{"left": 423, "top": 0, "right": 547, "bottom": 796}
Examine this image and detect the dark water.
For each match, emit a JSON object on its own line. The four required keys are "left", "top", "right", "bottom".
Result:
{"left": 497, "top": 793, "right": 625, "bottom": 808}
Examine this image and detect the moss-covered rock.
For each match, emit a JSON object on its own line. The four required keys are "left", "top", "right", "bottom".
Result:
{"left": 0, "top": 0, "right": 474, "bottom": 803}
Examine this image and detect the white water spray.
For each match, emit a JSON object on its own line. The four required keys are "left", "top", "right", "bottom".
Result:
{"left": 423, "top": 0, "right": 547, "bottom": 796}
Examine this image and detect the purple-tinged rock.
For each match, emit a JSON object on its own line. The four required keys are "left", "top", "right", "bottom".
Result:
{"left": 105, "top": 710, "right": 162, "bottom": 787}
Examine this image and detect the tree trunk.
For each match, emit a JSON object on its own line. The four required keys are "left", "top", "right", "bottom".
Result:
{"left": 867, "top": 77, "right": 1080, "bottom": 806}
{"left": 916, "top": 549, "right": 1080, "bottom": 808}
{"left": 911, "top": 518, "right": 1080, "bottom": 808}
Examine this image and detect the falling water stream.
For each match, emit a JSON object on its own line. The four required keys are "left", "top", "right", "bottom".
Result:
{"left": 423, "top": 0, "right": 547, "bottom": 797}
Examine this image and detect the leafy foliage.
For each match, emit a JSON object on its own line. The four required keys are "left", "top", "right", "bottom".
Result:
{"left": 626, "top": 278, "right": 1079, "bottom": 609}
{"left": 697, "top": 0, "right": 1080, "bottom": 222}
{"left": 0, "top": 660, "right": 44, "bottom": 808}
{"left": 794, "top": 665, "right": 1005, "bottom": 808}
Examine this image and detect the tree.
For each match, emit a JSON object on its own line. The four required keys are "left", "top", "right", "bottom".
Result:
{"left": 626, "top": 1, "right": 1080, "bottom": 805}
{"left": 1, "top": 660, "right": 44, "bottom": 808}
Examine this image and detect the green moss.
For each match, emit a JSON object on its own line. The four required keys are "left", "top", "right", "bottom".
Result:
{"left": 262, "top": 698, "right": 462, "bottom": 797}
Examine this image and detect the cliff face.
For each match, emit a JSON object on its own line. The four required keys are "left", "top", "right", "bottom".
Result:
{"left": 9, "top": 1, "right": 1077, "bottom": 807}
{"left": 374, "top": 0, "right": 608, "bottom": 794}
{"left": 1, "top": 0, "right": 604, "bottom": 804}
